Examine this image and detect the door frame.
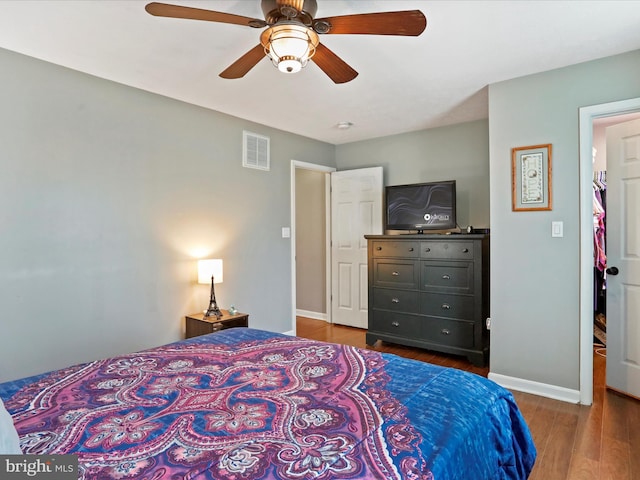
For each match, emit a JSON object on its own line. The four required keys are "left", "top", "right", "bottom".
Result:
{"left": 290, "top": 160, "right": 336, "bottom": 335}
{"left": 578, "top": 97, "right": 640, "bottom": 405}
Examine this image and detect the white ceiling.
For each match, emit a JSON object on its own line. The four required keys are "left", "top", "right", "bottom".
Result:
{"left": 1, "top": 1, "right": 640, "bottom": 145}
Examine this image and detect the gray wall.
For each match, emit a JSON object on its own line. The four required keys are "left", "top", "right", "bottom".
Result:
{"left": 4, "top": 39, "right": 638, "bottom": 396}
{"left": 295, "top": 169, "right": 326, "bottom": 315}
{"left": 335, "top": 120, "right": 490, "bottom": 230}
{"left": 333, "top": 48, "right": 640, "bottom": 395}
{"left": 0, "top": 48, "right": 335, "bottom": 383}
{"left": 488, "top": 49, "right": 640, "bottom": 390}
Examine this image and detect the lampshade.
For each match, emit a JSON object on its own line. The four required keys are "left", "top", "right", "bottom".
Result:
{"left": 261, "top": 22, "right": 319, "bottom": 74}
{"left": 197, "top": 259, "right": 223, "bottom": 284}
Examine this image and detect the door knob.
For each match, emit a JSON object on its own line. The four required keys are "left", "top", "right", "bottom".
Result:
{"left": 606, "top": 266, "right": 619, "bottom": 275}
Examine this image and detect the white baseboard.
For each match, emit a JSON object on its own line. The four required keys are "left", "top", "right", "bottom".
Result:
{"left": 295, "top": 309, "right": 327, "bottom": 321}
{"left": 488, "top": 372, "right": 581, "bottom": 404}
{"left": 282, "top": 330, "right": 295, "bottom": 336}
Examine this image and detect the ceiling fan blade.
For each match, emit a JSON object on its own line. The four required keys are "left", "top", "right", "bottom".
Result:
{"left": 311, "top": 43, "right": 358, "bottom": 84}
{"left": 219, "top": 45, "right": 266, "bottom": 79}
{"left": 314, "top": 10, "right": 426, "bottom": 36}
{"left": 145, "top": 2, "right": 267, "bottom": 28}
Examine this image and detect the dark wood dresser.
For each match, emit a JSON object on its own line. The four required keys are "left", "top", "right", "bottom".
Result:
{"left": 365, "top": 234, "right": 489, "bottom": 366}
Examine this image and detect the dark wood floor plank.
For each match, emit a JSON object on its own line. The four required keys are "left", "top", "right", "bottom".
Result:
{"left": 572, "top": 403, "right": 603, "bottom": 464}
{"left": 628, "top": 395, "right": 640, "bottom": 479}
{"left": 566, "top": 455, "right": 600, "bottom": 480}
{"left": 526, "top": 398, "right": 561, "bottom": 480}
{"left": 602, "top": 390, "right": 631, "bottom": 442}
{"left": 532, "top": 409, "right": 579, "bottom": 480}
{"left": 600, "top": 437, "right": 631, "bottom": 480}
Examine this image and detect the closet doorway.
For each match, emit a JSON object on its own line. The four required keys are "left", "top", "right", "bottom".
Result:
{"left": 591, "top": 113, "right": 640, "bottom": 349}
{"left": 600, "top": 116, "right": 640, "bottom": 399}
{"left": 579, "top": 99, "right": 640, "bottom": 404}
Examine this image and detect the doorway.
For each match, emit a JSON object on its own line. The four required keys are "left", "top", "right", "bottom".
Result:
{"left": 290, "top": 161, "right": 335, "bottom": 335}
{"left": 579, "top": 98, "right": 640, "bottom": 405}
{"left": 290, "top": 162, "right": 384, "bottom": 335}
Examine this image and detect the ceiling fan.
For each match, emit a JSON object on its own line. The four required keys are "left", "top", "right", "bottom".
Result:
{"left": 145, "top": 0, "right": 427, "bottom": 84}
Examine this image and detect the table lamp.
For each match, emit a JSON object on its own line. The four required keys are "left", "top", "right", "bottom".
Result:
{"left": 198, "top": 259, "right": 223, "bottom": 318}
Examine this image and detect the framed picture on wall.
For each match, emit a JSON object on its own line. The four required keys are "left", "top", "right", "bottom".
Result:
{"left": 511, "top": 144, "right": 552, "bottom": 211}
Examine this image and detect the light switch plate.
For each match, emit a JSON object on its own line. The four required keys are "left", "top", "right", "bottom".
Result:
{"left": 282, "top": 227, "right": 291, "bottom": 238}
{"left": 552, "top": 221, "right": 563, "bottom": 238}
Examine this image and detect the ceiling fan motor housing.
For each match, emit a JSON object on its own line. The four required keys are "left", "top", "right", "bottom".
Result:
{"left": 262, "top": 0, "right": 317, "bottom": 25}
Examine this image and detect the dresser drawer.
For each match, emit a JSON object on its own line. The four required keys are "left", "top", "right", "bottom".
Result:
{"left": 373, "top": 259, "right": 419, "bottom": 289}
{"left": 422, "top": 317, "right": 475, "bottom": 349}
{"left": 372, "top": 288, "right": 421, "bottom": 314}
{"left": 371, "top": 311, "right": 422, "bottom": 337}
{"left": 421, "top": 292, "right": 474, "bottom": 319}
{"left": 421, "top": 261, "right": 474, "bottom": 294}
{"left": 420, "top": 241, "right": 475, "bottom": 260}
{"left": 372, "top": 241, "right": 420, "bottom": 258}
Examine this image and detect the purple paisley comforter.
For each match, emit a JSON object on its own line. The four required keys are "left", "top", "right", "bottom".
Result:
{"left": 0, "top": 328, "right": 535, "bottom": 479}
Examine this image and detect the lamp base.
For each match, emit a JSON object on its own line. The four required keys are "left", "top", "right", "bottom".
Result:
{"left": 204, "top": 303, "right": 222, "bottom": 319}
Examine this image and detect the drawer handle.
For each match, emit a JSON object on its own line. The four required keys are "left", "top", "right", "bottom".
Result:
{"left": 441, "top": 328, "right": 451, "bottom": 335}
{"left": 391, "top": 321, "right": 400, "bottom": 327}
{"left": 392, "top": 271, "right": 400, "bottom": 276}
{"left": 376, "top": 246, "right": 382, "bottom": 251}
{"left": 408, "top": 247, "right": 414, "bottom": 252}
{"left": 442, "top": 274, "right": 450, "bottom": 280}
{"left": 425, "top": 247, "right": 431, "bottom": 252}
{"left": 462, "top": 248, "right": 469, "bottom": 253}
{"left": 391, "top": 298, "right": 400, "bottom": 303}
{"left": 441, "top": 303, "right": 451, "bottom": 310}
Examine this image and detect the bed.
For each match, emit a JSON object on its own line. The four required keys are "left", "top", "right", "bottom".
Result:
{"left": 0, "top": 328, "right": 536, "bottom": 479}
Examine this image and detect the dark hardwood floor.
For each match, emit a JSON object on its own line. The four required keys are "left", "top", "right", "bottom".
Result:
{"left": 296, "top": 317, "right": 640, "bottom": 480}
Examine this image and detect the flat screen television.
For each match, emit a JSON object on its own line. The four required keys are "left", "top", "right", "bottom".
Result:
{"left": 385, "top": 180, "right": 457, "bottom": 233}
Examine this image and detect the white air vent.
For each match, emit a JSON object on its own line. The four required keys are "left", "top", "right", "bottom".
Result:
{"left": 243, "top": 131, "right": 270, "bottom": 171}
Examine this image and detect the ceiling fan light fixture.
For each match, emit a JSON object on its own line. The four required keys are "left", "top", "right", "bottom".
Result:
{"left": 261, "top": 22, "right": 319, "bottom": 74}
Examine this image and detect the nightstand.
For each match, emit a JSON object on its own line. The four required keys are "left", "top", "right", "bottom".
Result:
{"left": 185, "top": 310, "right": 249, "bottom": 339}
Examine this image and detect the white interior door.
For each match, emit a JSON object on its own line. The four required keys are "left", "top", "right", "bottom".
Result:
{"left": 330, "top": 167, "right": 383, "bottom": 328}
{"left": 606, "top": 118, "right": 640, "bottom": 399}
